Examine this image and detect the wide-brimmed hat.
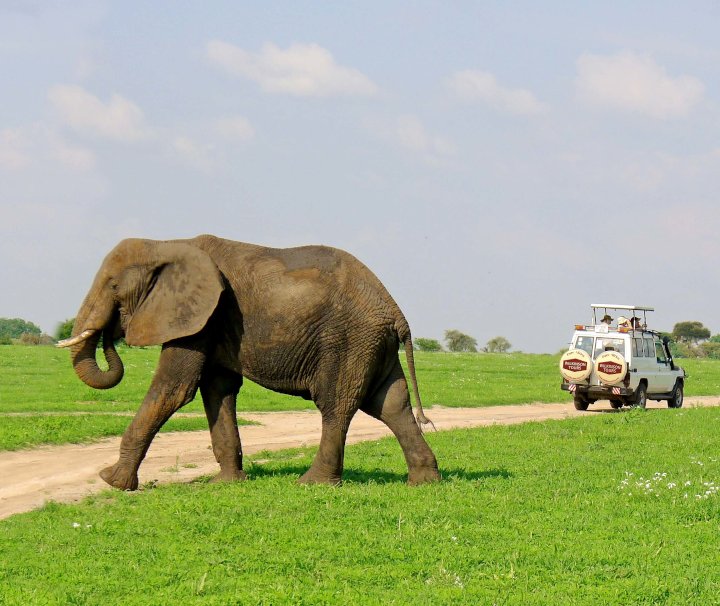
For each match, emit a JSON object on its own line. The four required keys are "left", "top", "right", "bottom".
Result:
{"left": 601, "top": 314, "right": 613, "bottom": 322}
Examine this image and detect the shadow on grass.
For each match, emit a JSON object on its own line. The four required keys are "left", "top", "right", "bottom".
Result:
{"left": 243, "top": 463, "right": 511, "bottom": 485}
{"left": 585, "top": 406, "right": 663, "bottom": 414}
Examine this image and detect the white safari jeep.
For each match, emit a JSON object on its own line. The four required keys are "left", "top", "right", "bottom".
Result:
{"left": 560, "top": 304, "right": 686, "bottom": 410}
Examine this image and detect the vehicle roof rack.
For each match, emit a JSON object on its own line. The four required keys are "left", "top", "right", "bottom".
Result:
{"left": 590, "top": 303, "right": 655, "bottom": 311}
{"left": 591, "top": 304, "right": 654, "bottom": 312}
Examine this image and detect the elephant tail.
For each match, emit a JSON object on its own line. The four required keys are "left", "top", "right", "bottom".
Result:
{"left": 397, "top": 321, "right": 436, "bottom": 432}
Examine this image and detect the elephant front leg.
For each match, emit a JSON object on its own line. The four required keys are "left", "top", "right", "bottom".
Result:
{"left": 200, "top": 368, "right": 246, "bottom": 483}
{"left": 100, "top": 342, "right": 207, "bottom": 490}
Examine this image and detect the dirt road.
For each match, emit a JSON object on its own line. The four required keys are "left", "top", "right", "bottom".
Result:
{"left": 2, "top": 397, "right": 719, "bottom": 520}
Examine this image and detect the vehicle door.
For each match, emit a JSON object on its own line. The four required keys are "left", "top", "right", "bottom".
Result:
{"left": 652, "top": 339, "right": 676, "bottom": 392}
{"left": 630, "top": 336, "right": 654, "bottom": 390}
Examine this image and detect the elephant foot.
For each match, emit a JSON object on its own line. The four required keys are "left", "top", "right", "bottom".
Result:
{"left": 210, "top": 469, "right": 247, "bottom": 484}
{"left": 99, "top": 463, "right": 139, "bottom": 491}
{"left": 297, "top": 468, "right": 342, "bottom": 486}
{"left": 407, "top": 466, "right": 441, "bottom": 486}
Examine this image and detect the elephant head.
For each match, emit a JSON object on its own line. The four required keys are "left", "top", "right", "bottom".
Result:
{"left": 57, "top": 239, "right": 224, "bottom": 389}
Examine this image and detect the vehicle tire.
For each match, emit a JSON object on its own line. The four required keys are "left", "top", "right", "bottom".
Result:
{"left": 668, "top": 381, "right": 684, "bottom": 409}
{"left": 609, "top": 399, "right": 623, "bottom": 409}
{"left": 574, "top": 395, "right": 589, "bottom": 411}
{"left": 633, "top": 383, "right": 647, "bottom": 409}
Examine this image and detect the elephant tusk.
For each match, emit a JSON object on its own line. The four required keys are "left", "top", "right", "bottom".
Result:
{"left": 56, "top": 329, "right": 96, "bottom": 348}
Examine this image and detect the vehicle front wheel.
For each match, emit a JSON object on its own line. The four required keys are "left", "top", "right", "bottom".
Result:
{"left": 668, "top": 381, "right": 684, "bottom": 409}
{"left": 574, "top": 395, "right": 589, "bottom": 411}
{"left": 610, "top": 399, "right": 623, "bottom": 409}
{"left": 633, "top": 383, "right": 647, "bottom": 409}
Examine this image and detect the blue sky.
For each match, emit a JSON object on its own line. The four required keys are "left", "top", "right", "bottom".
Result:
{"left": 2, "top": 1, "right": 720, "bottom": 352}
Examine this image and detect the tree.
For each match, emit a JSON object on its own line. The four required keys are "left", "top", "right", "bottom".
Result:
{"left": 444, "top": 329, "right": 478, "bottom": 353}
{"left": 486, "top": 336, "right": 512, "bottom": 353}
{"left": 0, "top": 318, "right": 42, "bottom": 341}
{"left": 672, "top": 321, "right": 711, "bottom": 344}
{"left": 56, "top": 318, "right": 75, "bottom": 341}
{"left": 415, "top": 338, "right": 443, "bottom": 352}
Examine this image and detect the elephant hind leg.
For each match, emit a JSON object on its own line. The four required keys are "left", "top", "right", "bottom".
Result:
{"left": 200, "top": 367, "right": 246, "bottom": 483}
{"left": 361, "top": 360, "right": 440, "bottom": 485}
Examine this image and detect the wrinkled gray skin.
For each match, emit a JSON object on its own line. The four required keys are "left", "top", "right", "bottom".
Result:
{"left": 61, "top": 235, "right": 440, "bottom": 490}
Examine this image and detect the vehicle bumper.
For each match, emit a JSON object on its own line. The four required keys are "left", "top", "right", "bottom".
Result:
{"left": 561, "top": 383, "right": 634, "bottom": 399}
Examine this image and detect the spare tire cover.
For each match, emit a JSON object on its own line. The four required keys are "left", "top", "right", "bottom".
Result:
{"left": 595, "top": 351, "right": 628, "bottom": 385}
{"left": 559, "top": 349, "right": 593, "bottom": 382}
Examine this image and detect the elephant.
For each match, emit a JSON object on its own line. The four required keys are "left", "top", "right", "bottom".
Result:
{"left": 58, "top": 235, "right": 440, "bottom": 490}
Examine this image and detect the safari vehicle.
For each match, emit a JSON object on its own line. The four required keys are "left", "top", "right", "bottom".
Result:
{"left": 559, "top": 304, "right": 686, "bottom": 411}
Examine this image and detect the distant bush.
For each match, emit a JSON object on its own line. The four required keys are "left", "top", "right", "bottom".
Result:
{"left": 415, "top": 338, "right": 443, "bottom": 352}
{"left": 672, "top": 321, "right": 711, "bottom": 344}
{"left": 0, "top": 318, "right": 41, "bottom": 341}
{"left": 55, "top": 318, "right": 75, "bottom": 341}
{"left": 18, "top": 332, "right": 55, "bottom": 346}
{"left": 700, "top": 342, "right": 720, "bottom": 359}
{"left": 485, "top": 336, "right": 512, "bottom": 353}
{"left": 444, "top": 329, "right": 478, "bottom": 353}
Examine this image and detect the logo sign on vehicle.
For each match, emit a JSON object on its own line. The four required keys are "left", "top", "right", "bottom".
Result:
{"left": 598, "top": 361, "right": 622, "bottom": 375}
{"left": 563, "top": 358, "right": 587, "bottom": 372}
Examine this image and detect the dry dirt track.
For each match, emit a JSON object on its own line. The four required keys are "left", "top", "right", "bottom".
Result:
{"left": 2, "top": 396, "right": 720, "bottom": 520}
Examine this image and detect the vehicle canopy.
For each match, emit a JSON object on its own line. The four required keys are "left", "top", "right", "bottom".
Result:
{"left": 587, "top": 304, "right": 655, "bottom": 333}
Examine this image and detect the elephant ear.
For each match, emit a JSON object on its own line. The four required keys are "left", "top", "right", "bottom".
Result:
{"left": 125, "top": 243, "right": 224, "bottom": 347}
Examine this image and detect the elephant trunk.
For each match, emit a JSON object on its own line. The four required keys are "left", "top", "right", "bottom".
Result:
{"left": 58, "top": 282, "right": 125, "bottom": 389}
{"left": 69, "top": 326, "right": 124, "bottom": 389}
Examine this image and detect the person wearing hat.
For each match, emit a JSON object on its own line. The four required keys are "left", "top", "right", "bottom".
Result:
{"left": 601, "top": 314, "right": 613, "bottom": 325}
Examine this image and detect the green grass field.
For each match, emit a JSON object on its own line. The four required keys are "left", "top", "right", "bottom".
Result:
{"left": 2, "top": 406, "right": 720, "bottom": 604}
{"left": 2, "top": 345, "right": 720, "bottom": 450}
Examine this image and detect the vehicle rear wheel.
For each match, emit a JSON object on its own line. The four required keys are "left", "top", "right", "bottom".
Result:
{"left": 633, "top": 383, "right": 647, "bottom": 409}
{"left": 574, "top": 395, "right": 589, "bottom": 411}
{"left": 609, "top": 399, "right": 623, "bottom": 409}
{"left": 668, "top": 381, "right": 684, "bottom": 408}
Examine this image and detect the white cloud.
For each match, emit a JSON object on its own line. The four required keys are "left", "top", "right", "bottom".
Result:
{"left": 449, "top": 70, "right": 546, "bottom": 115}
{"left": 50, "top": 137, "right": 96, "bottom": 171}
{"left": 48, "top": 84, "right": 150, "bottom": 141}
{"left": 206, "top": 40, "right": 378, "bottom": 97}
{"left": 172, "top": 135, "right": 215, "bottom": 172}
{"left": 215, "top": 115, "right": 255, "bottom": 141}
{"left": 575, "top": 52, "right": 704, "bottom": 119}
{"left": 365, "top": 115, "right": 456, "bottom": 165}
{"left": 0, "top": 125, "right": 96, "bottom": 172}
{"left": 0, "top": 129, "right": 31, "bottom": 170}
{"left": 394, "top": 115, "right": 456, "bottom": 156}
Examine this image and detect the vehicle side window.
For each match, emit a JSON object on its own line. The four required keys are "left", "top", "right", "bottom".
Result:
{"left": 644, "top": 339, "right": 655, "bottom": 358}
{"left": 574, "top": 336, "right": 594, "bottom": 355}
{"left": 655, "top": 342, "right": 667, "bottom": 363}
{"left": 633, "top": 338, "right": 644, "bottom": 357}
